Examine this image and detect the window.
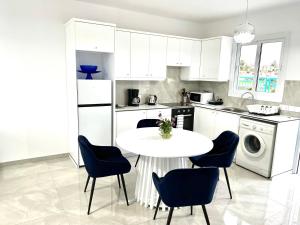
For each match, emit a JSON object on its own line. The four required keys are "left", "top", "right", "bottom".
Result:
{"left": 230, "top": 36, "right": 286, "bottom": 102}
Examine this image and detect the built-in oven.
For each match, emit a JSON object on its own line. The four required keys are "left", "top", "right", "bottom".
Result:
{"left": 172, "top": 107, "right": 194, "bottom": 131}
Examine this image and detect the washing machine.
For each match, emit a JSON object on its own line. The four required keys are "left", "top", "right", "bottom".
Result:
{"left": 236, "top": 118, "right": 276, "bottom": 178}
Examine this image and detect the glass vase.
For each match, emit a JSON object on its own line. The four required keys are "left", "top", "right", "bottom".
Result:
{"left": 160, "top": 131, "right": 172, "bottom": 139}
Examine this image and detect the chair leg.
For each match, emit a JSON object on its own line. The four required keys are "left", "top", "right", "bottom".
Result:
{"left": 120, "top": 174, "right": 129, "bottom": 206}
{"left": 223, "top": 168, "right": 232, "bottom": 199}
{"left": 166, "top": 207, "right": 174, "bottom": 225}
{"left": 153, "top": 196, "right": 161, "bottom": 220}
{"left": 84, "top": 176, "right": 90, "bottom": 192}
{"left": 117, "top": 175, "right": 121, "bottom": 189}
{"left": 201, "top": 205, "right": 210, "bottom": 225}
{"left": 190, "top": 206, "right": 193, "bottom": 215}
{"left": 87, "top": 177, "right": 96, "bottom": 215}
{"left": 134, "top": 155, "right": 141, "bottom": 167}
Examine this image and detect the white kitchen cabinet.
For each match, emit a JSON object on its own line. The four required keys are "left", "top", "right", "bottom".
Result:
{"left": 194, "top": 107, "right": 240, "bottom": 139}
{"left": 116, "top": 109, "right": 171, "bottom": 137}
{"left": 167, "top": 38, "right": 192, "bottom": 67}
{"left": 166, "top": 38, "right": 180, "bottom": 66}
{"left": 75, "top": 21, "right": 115, "bottom": 53}
{"left": 194, "top": 107, "right": 216, "bottom": 139}
{"left": 180, "top": 40, "right": 202, "bottom": 80}
{"left": 115, "top": 31, "right": 131, "bottom": 79}
{"left": 116, "top": 110, "right": 147, "bottom": 137}
{"left": 199, "top": 36, "right": 232, "bottom": 81}
{"left": 116, "top": 31, "right": 167, "bottom": 80}
{"left": 213, "top": 110, "right": 240, "bottom": 139}
{"left": 116, "top": 109, "right": 171, "bottom": 154}
{"left": 146, "top": 108, "right": 171, "bottom": 120}
{"left": 179, "top": 39, "right": 193, "bottom": 66}
{"left": 130, "top": 33, "right": 150, "bottom": 78}
{"left": 148, "top": 35, "right": 167, "bottom": 80}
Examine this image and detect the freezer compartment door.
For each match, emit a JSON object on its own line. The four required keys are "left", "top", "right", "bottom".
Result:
{"left": 77, "top": 80, "right": 112, "bottom": 105}
{"left": 78, "top": 106, "right": 112, "bottom": 166}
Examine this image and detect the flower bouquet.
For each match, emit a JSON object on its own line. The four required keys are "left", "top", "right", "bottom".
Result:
{"left": 157, "top": 116, "right": 175, "bottom": 139}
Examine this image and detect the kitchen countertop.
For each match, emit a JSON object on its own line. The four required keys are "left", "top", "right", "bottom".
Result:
{"left": 192, "top": 103, "right": 300, "bottom": 123}
{"left": 115, "top": 102, "right": 299, "bottom": 123}
{"left": 115, "top": 104, "right": 170, "bottom": 112}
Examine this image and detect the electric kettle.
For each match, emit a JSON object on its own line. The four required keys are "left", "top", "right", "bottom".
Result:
{"left": 148, "top": 95, "right": 157, "bottom": 105}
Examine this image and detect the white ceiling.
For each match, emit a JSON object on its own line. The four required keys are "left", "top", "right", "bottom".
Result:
{"left": 78, "top": 0, "right": 300, "bottom": 22}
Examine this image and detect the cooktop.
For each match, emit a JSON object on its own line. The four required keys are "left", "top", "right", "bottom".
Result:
{"left": 161, "top": 102, "right": 193, "bottom": 108}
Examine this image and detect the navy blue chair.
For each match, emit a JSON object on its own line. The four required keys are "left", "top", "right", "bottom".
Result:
{"left": 152, "top": 168, "right": 219, "bottom": 225}
{"left": 78, "top": 135, "right": 131, "bottom": 215}
{"left": 190, "top": 131, "right": 239, "bottom": 199}
{"left": 134, "top": 119, "right": 160, "bottom": 167}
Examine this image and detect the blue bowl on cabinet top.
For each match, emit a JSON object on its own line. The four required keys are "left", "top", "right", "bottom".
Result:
{"left": 79, "top": 65, "right": 98, "bottom": 73}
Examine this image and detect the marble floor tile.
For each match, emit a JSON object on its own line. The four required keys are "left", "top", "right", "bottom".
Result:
{"left": 0, "top": 156, "right": 300, "bottom": 225}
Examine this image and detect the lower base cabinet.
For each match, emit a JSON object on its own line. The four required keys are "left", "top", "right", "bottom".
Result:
{"left": 115, "top": 109, "right": 171, "bottom": 153}
{"left": 193, "top": 107, "right": 240, "bottom": 139}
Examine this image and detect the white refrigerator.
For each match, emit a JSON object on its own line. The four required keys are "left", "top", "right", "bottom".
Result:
{"left": 77, "top": 80, "right": 112, "bottom": 166}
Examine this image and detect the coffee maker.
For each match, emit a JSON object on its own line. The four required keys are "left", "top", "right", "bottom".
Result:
{"left": 128, "top": 89, "right": 140, "bottom": 106}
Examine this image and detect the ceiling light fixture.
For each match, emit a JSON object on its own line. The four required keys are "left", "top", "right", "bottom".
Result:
{"left": 233, "top": 0, "right": 255, "bottom": 44}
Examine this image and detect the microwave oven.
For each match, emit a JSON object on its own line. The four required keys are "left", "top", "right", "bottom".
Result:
{"left": 190, "top": 92, "right": 213, "bottom": 104}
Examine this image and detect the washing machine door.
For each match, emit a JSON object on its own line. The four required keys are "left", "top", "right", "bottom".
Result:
{"left": 241, "top": 131, "right": 266, "bottom": 158}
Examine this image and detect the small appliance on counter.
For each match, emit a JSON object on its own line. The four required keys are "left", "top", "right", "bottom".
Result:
{"left": 147, "top": 95, "right": 157, "bottom": 105}
{"left": 128, "top": 89, "right": 140, "bottom": 106}
{"left": 190, "top": 91, "right": 213, "bottom": 104}
{"left": 208, "top": 96, "right": 224, "bottom": 105}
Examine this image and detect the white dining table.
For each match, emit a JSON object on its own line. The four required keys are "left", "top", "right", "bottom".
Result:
{"left": 116, "top": 127, "right": 213, "bottom": 209}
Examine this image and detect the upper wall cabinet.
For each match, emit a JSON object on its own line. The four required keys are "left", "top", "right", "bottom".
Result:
{"left": 199, "top": 36, "right": 233, "bottom": 81}
{"left": 115, "top": 30, "right": 167, "bottom": 81}
{"left": 130, "top": 33, "right": 150, "bottom": 78}
{"left": 115, "top": 30, "right": 131, "bottom": 79}
{"left": 167, "top": 38, "right": 193, "bottom": 67}
{"left": 181, "top": 36, "right": 233, "bottom": 81}
{"left": 75, "top": 21, "right": 115, "bottom": 53}
{"left": 148, "top": 35, "right": 167, "bottom": 80}
{"left": 180, "top": 40, "right": 202, "bottom": 80}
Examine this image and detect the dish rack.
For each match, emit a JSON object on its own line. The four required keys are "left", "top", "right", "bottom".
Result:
{"left": 246, "top": 104, "right": 280, "bottom": 116}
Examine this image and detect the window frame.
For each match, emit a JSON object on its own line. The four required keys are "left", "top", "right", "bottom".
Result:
{"left": 228, "top": 33, "right": 289, "bottom": 102}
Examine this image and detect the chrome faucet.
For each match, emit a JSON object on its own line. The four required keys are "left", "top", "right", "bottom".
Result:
{"left": 241, "top": 91, "right": 254, "bottom": 100}
{"left": 240, "top": 91, "right": 255, "bottom": 108}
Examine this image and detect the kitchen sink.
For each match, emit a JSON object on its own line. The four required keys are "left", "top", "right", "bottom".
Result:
{"left": 221, "top": 107, "right": 248, "bottom": 113}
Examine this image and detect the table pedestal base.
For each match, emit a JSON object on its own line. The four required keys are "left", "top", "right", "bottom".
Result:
{"left": 135, "top": 156, "right": 188, "bottom": 209}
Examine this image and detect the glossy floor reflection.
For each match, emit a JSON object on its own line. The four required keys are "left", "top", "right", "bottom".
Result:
{"left": 0, "top": 156, "right": 300, "bottom": 225}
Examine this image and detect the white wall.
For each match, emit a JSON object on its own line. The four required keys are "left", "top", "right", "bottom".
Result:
{"left": 201, "top": 3, "right": 300, "bottom": 80}
{"left": 0, "top": 0, "right": 204, "bottom": 163}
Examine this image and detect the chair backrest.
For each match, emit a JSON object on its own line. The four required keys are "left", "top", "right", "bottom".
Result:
{"left": 137, "top": 119, "right": 160, "bottom": 128}
{"left": 78, "top": 135, "right": 99, "bottom": 176}
{"left": 154, "top": 168, "right": 219, "bottom": 207}
{"left": 212, "top": 130, "right": 239, "bottom": 166}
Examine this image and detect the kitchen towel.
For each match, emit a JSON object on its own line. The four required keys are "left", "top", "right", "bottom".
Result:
{"left": 176, "top": 115, "right": 184, "bottom": 129}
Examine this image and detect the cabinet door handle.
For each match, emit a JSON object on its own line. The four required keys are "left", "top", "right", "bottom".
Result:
{"left": 241, "top": 123, "right": 250, "bottom": 127}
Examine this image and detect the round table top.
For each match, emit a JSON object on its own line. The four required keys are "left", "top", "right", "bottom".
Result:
{"left": 116, "top": 128, "right": 213, "bottom": 158}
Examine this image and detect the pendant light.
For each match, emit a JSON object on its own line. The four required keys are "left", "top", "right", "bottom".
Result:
{"left": 233, "top": 0, "right": 255, "bottom": 44}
